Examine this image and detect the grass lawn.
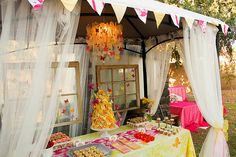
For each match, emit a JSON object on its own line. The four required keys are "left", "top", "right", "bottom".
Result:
{"left": 191, "top": 103, "right": 236, "bottom": 156}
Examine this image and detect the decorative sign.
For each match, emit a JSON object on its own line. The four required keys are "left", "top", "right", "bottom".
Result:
{"left": 87, "top": 0, "right": 104, "bottom": 15}
{"left": 221, "top": 23, "right": 229, "bottom": 36}
{"left": 28, "top": 0, "right": 44, "bottom": 10}
{"left": 135, "top": 8, "right": 148, "bottom": 24}
{"left": 198, "top": 20, "right": 207, "bottom": 33}
{"left": 185, "top": 18, "right": 194, "bottom": 29}
{"left": 60, "top": 0, "right": 78, "bottom": 11}
{"left": 154, "top": 12, "right": 165, "bottom": 28}
{"left": 170, "top": 14, "right": 180, "bottom": 28}
{"left": 112, "top": 4, "right": 127, "bottom": 23}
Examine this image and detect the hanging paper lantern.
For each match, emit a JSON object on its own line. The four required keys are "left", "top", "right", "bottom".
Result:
{"left": 86, "top": 22, "right": 124, "bottom": 61}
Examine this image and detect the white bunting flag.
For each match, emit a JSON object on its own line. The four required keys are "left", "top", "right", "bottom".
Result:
{"left": 61, "top": 0, "right": 78, "bottom": 11}
{"left": 198, "top": 20, "right": 207, "bottom": 33}
{"left": 221, "top": 23, "right": 229, "bottom": 36}
{"left": 28, "top": 0, "right": 44, "bottom": 10}
{"left": 170, "top": 14, "right": 180, "bottom": 28}
{"left": 87, "top": 0, "right": 104, "bottom": 15}
{"left": 185, "top": 18, "right": 194, "bottom": 29}
{"left": 135, "top": 8, "right": 148, "bottom": 24}
{"left": 154, "top": 12, "right": 165, "bottom": 28}
{"left": 112, "top": 4, "right": 127, "bottom": 23}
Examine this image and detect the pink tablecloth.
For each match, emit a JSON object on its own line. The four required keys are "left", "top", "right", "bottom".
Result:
{"left": 170, "top": 101, "right": 208, "bottom": 132}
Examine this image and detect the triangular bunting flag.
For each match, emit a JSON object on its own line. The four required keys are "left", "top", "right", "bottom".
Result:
{"left": 61, "top": 0, "right": 78, "bottom": 11}
{"left": 28, "top": 0, "right": 44, "bottom": 11}
{"left": 112, "top": 4, "right": 127, "bottom": 23}
{"left": 154, "top": 12, "right": 165, "bottom": 28}
{"left": 198, "top": 20, "right": 207, "bottom": 33}
{"left": 135, "top": 8, "right": 148, "bottom": 24}
{"left": 87, "top": 0, "right": 104, "bottom": 15}
{"left": 221, "top": 23, "right": 229, "bottom": 36}
{"left": 170, "top": 14, "right": 180, "bottom": 28}
{"left": 185, "top": 18, "right": 194, "bottom": 29}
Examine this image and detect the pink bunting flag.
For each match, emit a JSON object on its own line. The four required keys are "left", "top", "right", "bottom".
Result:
{"left": 87, "top": 0, "right": 105, "bottom": 15}
{"left": 221, "top": 23, "right": 229, "bottom": 36}
{"left": 170, "top": 14, "right": 180, "bottom": 28}
{"left": 198, "top": 20, "right": 207, "bottom": 33}
{"left": 28, "top": 0, "right": 44, "bottom": 11}
{"left": 135, "top": 8, "right": 148, "bottom": 24}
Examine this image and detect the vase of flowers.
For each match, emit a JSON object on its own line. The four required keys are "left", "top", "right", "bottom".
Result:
{"left": 141, "top": 97, "right": 154, "bottom": 122}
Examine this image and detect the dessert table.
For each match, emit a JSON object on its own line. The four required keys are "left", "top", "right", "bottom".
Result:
{"left": 170, "top": 101, "right": 207, "bottom": 132}
{"left": 53, "top": 122, "right": 196, "bottom": 157}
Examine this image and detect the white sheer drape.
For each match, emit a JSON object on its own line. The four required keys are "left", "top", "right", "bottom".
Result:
{"left": 55, "top": 45, "right": 89, "bottom": 137}
{"left": 181, "top": 22, "right": 230, "bottom": 157}
{"left": 0, "top": 0, "right": 81, "bottom": 156}
{"left": 146, "top": 42, "right": 172, "bottom": 114}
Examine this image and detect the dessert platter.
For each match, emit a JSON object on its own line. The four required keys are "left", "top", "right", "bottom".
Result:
{"left": 90, "top": 90, "right": 118, "bottom": 137}
{"left": 126, "top": 117, "right": 148, "bottom": 128}
{"left": 67, "top": 144, "right": 112, "bottom": 157}
{"left": 49, "top": 132, "right": 73, "bottom": 151}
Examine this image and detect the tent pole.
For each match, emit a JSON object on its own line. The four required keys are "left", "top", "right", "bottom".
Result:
{"left": 142, "top": 40, "right": 148, "bottom": 98}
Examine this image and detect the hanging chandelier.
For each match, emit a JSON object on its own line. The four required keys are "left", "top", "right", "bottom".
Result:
{"left": 86, "top": 22, "right": 124, "bottom": 61}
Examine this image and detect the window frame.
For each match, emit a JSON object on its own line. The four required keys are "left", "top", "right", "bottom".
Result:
{"left": 52, "top": 61, "right": 83, "bottom": 128}
{"left": 96, "top": 64, "right": 140, "bottom": 113}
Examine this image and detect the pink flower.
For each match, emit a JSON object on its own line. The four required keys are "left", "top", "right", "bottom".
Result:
{"left": 115, "top": 104, "right": 120, "bottom": 110}
{"left": 91, "top": 99, "right": 99, "bottom": 107}
{"left": 88, "top": 83, "right": 95, "bottom": 91}
{"left": 108, "top": 88, "right": 112, "bottom": 93}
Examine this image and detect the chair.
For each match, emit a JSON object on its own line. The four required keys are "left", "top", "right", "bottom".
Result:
{"left": 168, "top": 86, "right": 187, "bottom": 102}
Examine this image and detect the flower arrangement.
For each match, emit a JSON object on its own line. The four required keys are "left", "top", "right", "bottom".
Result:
{"left": 141, "top": 97, "right": 154, "bottom": 121}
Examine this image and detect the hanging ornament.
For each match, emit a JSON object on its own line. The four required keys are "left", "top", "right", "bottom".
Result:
{"left": 86, "top": 22, "right": 124, "bottom": 62}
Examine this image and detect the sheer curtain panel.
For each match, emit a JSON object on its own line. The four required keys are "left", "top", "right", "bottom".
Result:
{"left": 0, "top": 0, "right": 81, "bottom": 157}
{"left": 146, "top": 42, "right": 172, "bottom": 115}
{"left": 181, "top": 22, "right": 230, "bottom": 157}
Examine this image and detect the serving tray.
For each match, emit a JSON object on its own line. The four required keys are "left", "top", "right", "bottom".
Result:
{"left": 67, "top": 143, "right": 112, "bottom": 157}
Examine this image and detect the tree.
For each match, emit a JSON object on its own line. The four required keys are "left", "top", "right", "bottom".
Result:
{"left": 159, "top": 0, "right": 236, "bottom": 57}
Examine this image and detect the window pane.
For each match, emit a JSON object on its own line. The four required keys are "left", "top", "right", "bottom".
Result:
{"left": 56, "top": 95, "right": 78, "bottom": 124}
{"left": 113, "top": 68, "right": 124, "bottom": 81}
{"left": 126, "top": 82, "right": 136, "bottom": 94}
{"left": 113, "top": 95, "right": 126, "bottom": 110}
{"left": 99, "top": 83, "right": 112, "bottom": 91}
{"left": 60, "top": 68, "right": 77, "bottom": 94}
{"left": 125, "top": 68, "right": 136, "bottom": 81}
{"left": 100, "top": 69, "right": 112, "bottom": 82}
{"left": 113, "top": 82, "right": 125, "bottom": 96}
{"left": 127, "top": 94, "right": 137, "bottom": 108}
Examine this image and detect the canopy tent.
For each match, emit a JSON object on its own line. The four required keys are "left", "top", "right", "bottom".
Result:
{"left": 0, "top": 0, "right": 230, "bottom": 157}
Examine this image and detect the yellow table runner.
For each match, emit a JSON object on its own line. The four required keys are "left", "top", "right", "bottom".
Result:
{"left": 73, "top": 122, "right": 196, "bottom": 157}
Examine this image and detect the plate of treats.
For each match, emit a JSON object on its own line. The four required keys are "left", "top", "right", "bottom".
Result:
{"left": 67, "top": 143, "right": 112, "bottom": 157}
{"left": 127, "top": 117, "right": 148, "bottom": 128}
